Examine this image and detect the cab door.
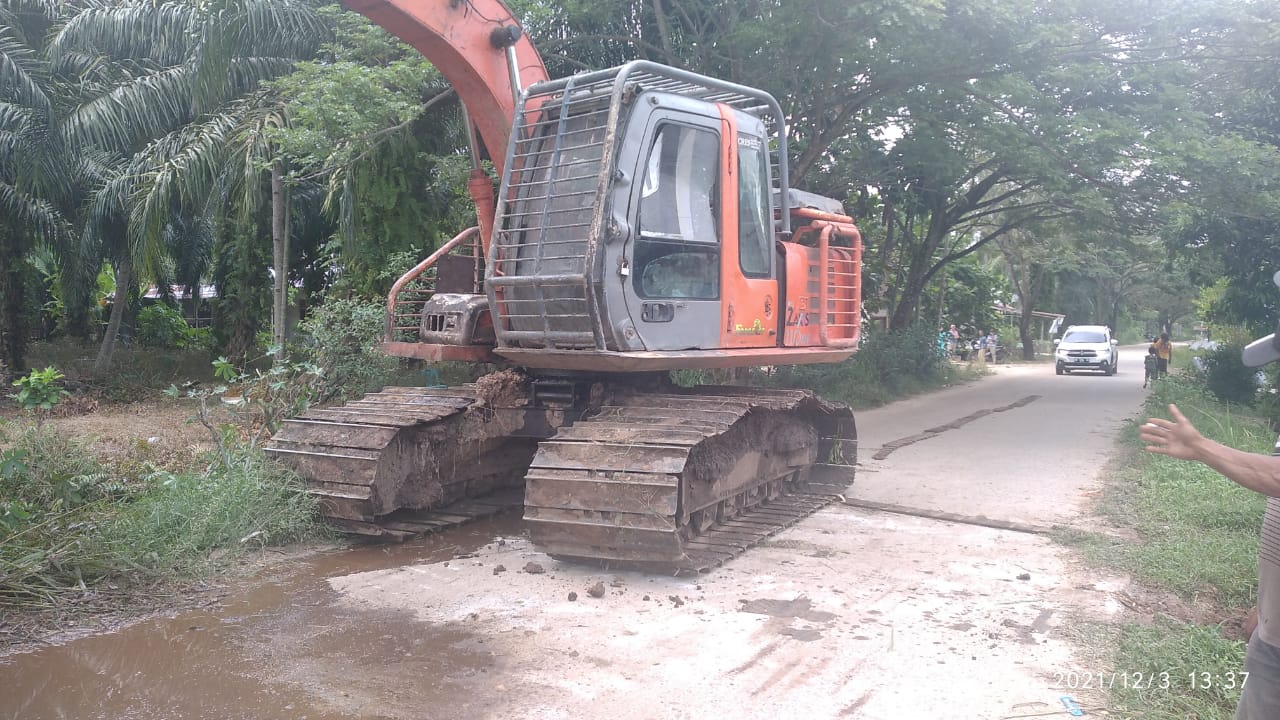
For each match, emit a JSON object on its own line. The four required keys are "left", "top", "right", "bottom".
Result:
{"left": 621, "top": 112, "right": 723, "bottom": 351}
{"left": 718, "top": 114, "right": 778, "bottom": 348}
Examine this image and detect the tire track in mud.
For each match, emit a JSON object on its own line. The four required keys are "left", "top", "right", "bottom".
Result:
{"left": 869, "top": 395, "right": 1042, "bottom": 461}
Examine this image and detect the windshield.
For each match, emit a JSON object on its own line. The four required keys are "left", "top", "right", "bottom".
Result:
{"left": 1063, "top": 330, "right": 1107, "bottom": 343}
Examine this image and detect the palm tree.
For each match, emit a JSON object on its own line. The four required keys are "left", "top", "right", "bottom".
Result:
{"left": 0, "top": 0, "right": 78, "bottom": 373}
{"left": 46, "top": 0, "right": 326, "bottom": 371}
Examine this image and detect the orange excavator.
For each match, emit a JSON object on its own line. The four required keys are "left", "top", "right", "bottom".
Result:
{"left": 266, "top": 0, "right": 864, "bottom": 571}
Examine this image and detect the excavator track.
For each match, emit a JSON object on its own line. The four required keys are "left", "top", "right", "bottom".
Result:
{"left": 267, "top": 379, "right": 856, "bottom": 570}
{"left": 523, "top": 386, "right": 856, "bottom": 573}
{"left": 265, "top": 382, "right": 543, "bottom": 540}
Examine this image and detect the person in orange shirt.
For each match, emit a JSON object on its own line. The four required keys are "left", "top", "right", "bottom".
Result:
{"left": 1152, "top": 332, "right": 1173, "bottom": 377}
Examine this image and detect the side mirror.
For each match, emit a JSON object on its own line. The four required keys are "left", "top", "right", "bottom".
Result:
{"left": 1111, "top": 339, "right": 1118, "bottom": 346}
{"left": 1053, "top": 339, "right": 1060, "bottom": 347}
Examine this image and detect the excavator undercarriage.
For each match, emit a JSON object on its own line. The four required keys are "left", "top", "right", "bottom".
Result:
{"left": 266, "top": 372, "right": 856, "bottom": 572}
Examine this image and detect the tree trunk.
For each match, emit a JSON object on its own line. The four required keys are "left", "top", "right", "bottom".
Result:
{"left": 1018, "top": 308, "right": 1036, "bottom": 360}
{"left": 935, "top": 265, "right": 947, "bottom": 329}
{"left": 61, "top": 259, "right": 93, "bottom": 342}
{"left": 212, "top": 210, "right": 271, "bottom": 367}
{"left": 0, "top": 231, "right": 28, "bottom": 373}
{"left": 887, "top": 201, "right": 949, "bottom": 330}
{"left": 271, "top": 161, "right": 289, "bottom": 360}
{"left": 185, "top": 285, "right": 201, "bottom": 328}
{"left": 1018, "top": 265, "right": 1046, "bottom": 359}
{"left": 94, "top": 253, "right": 132, "bottom": 374}
{"left": 889, "top": 273, "right": 930, "bottom": 329}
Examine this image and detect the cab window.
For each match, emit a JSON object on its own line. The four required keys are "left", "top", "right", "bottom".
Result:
{"left": 737, "top": 134, "right": 772, "bottom": 277}
{"left": 635, "top": 123, "right": 720, "bottom": 299}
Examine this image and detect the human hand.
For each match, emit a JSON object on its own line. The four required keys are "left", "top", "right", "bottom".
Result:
{"left": 1245, "top": 606, "right": 1259, "bottom": 639}
{"left": 1141, "top": 404, "right": 1207, "bottom": 461}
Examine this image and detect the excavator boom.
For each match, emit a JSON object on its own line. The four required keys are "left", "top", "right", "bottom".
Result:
{"left": 344, "top": 0, "right": 547, "bottom": 175}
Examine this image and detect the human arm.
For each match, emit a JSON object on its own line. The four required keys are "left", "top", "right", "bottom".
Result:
{"left": 1141, "top": 404, "right": 1280, "bottom": 497}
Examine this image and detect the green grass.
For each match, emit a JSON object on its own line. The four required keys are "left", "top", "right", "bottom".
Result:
{"left": 101, "top": 449, "right": 321, "bottom": 576}
{"left": 1063, "top": 373, "right": 1272, "bottom": 718}
{"left": 27, "top": 338, "right": 219, "bottom": 400}
{"left": 767, "top": 324, "right": 973, "bottom": 409}
{"left": 1, "top": 423, "right": 322, "bottom": 610}
{"left": 1109, "top": 620, "right": 1247, "bottom": 720}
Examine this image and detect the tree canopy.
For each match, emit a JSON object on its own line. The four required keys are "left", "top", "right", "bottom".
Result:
{"left": 3, "top": 0, "right": 1279, "bottom": 372}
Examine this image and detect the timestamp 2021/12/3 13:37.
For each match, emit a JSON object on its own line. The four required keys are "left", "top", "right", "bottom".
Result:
{"left": 1051, "top": 670, "right": 1249, "bottom": 692}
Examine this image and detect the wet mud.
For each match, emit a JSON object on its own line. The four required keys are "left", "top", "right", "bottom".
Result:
{"left": 0, "top": 513, "right": 524, "bottom": 720}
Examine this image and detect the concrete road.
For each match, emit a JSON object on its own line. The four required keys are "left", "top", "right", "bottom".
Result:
{"left": 302, "top": 347, "right": 1150, "bottom": 720}
{"left": 0, "top": 347, "right": 1153, "bottom": 720}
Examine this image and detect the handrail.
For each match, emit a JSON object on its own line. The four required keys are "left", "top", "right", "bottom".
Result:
{"left": 814, "top": 220, "right": 862, "bottom": 348}
{"left": 383, "top": 226, "right": 484, "bottom": 341}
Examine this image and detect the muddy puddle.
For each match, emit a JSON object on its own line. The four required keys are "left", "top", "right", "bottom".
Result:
{"left": 0, "top": 513, "right": 525, "bottom": 720}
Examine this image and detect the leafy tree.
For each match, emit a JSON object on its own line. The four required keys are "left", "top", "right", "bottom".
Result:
{"left": 261, "top": 8, "right": 477, "bottom": 301}
{"left": 1142, "top": 0, "right": 1280, "bottom": 332}
{"left": 45, "top": 0, "right": 327, "bottom": 371}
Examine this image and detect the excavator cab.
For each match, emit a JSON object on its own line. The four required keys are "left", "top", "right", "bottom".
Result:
{"left": 620, "top": 105, "right": 779, "bottom": 353}
{"left": 486, "top": 61, "right": 860, "bottom": 372}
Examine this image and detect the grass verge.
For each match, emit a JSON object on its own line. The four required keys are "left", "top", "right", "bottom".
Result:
{"left": 0, "top": 421, "right": 323, "bottom": 640}
{"left": 1064, "top": 373, "right": 1270, "bottom": 719}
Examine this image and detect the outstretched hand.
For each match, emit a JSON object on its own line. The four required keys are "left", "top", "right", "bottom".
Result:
{"left": 1141, "top": 404, "right": 1206, "bottom": 461}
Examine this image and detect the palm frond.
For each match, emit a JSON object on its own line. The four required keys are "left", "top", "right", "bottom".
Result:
{"left": 165, "top": 209, "right": 215, "bottom": 289}
{"left": 234, "top": 98, "right": 287, "bottom": 211}
{"left": 0, "top": 130, "right": 22, "bottom": 170}
{"left": 0, "top": 0, "right": 66, "bottom": 47}
{"left": 0, "top": 180, "right": 69, "bottom": 243}
{"left": 82, "top": 168, "right": 132, "bottom": 248}
{"left": 126, "top": 112, "right": 241, "bottom": 267}
{"left": 226, "top": 56, "right": 306, "bottom": 95}
{"left": 0, "top": 101, "right": 34, "bottom": 132}
{"left": 73, "top": 146, "right": 125, "bottom": 187}
{"left": 59, "top": 64, "right": 195, "bottom": 151}
{"left": 241, "top": 0, "right": 329, "bottom": 57}
{"left": 47, "top": 48, "right": 107, "bottom": 79}
{"left": 0, "top": 0, "right": 66, "bottom": 17}
{"left": 47, "top": 1, "right": 196, "bottom": 67}
{"left": 0, "top": 32, "right": 51, "bottom": 113}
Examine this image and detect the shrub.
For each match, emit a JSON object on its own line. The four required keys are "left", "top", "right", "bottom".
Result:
{"left": 0, "top": 424, "right": 123, "bottom": 511}
{"left": 101, "top": 444, "right": 320, "bottom": 575}
{"left": 137, "top": 303, "right": 214, "bottom": 352}
{"left": 1198, "top": 343, "right": 1259, "bottom": 406}
{"left": 769, "top": 324, "right": 950, "bottom": 408}
{"left": 0, "top": 430, "right": 321, "bottom": 605}
{"left": 138, "top": 303, "right": 187, "bottom": 348}
{"left": 297, "top": 298, "right": 399, "bottom": 401}
{"left": 10, "top": 366, "right": 69, "bottom": 414}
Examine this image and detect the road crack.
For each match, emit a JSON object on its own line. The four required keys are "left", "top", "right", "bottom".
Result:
{"left": 869, "top": 394, "right": 1042, "bottom": 460}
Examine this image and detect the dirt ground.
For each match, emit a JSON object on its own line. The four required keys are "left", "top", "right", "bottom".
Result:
{"left": 0, "top": 392, "right": 217, "bottom": 462}
{"left": 0, "top": 348, "right": 1247, "bottom": 719}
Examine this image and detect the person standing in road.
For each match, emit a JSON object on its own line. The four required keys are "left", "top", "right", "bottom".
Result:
{"left": 975, "top": 330, "right": 989, "bottom": 365}
{"left": 1143, "top": 346, "right": 1160, "bottom": 388}
{"left": 1153, "top": 332, "right": 1173, "bottom": 377}
{"left": 987, "top": 329, "right": 999, "bottom": 362}
{"left": 1141, "top": 331, "right": 1280, "bottom": 719}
